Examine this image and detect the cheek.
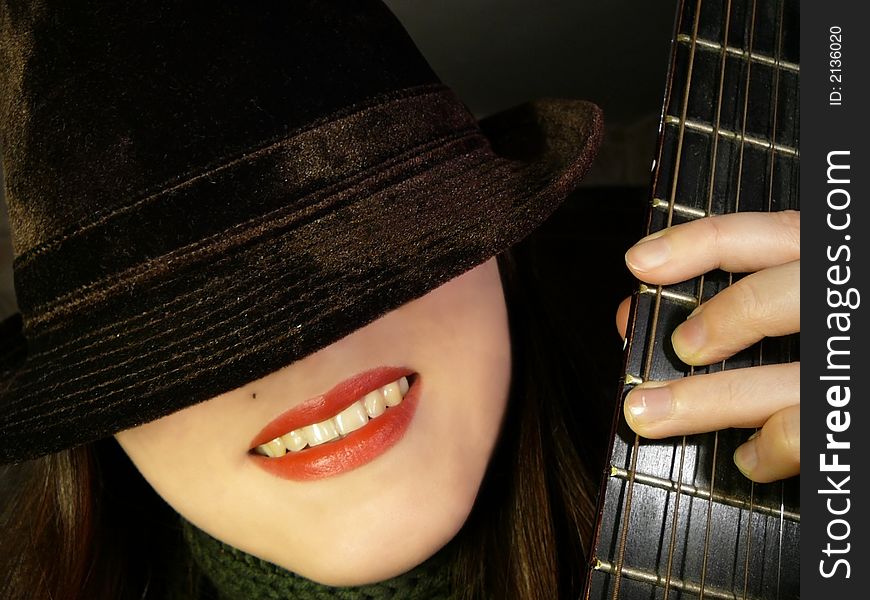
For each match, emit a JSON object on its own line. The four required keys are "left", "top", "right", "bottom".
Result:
{"left": 412, "top": 348, "right": 511, "bottom": 507}
{"left": 404, "top": 260, "right": 513, "bottom": 491}
{"left": 114, "top": 396, "right": 252, "bottom": 513}
{"left": 394, "top": 260, "right": 512, "bottom": 391}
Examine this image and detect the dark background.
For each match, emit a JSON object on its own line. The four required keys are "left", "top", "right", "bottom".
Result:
{"left": 384, "top": 0, "right": 675, "bottom": 187}
{"left": 0, "top": 1, "right": 675, "bottom": 320}
{"left": 374, "top": 1, "right": 676, "bottom": 409}
{"left": 385, "top": 1, "right": 674, "bottom": 125}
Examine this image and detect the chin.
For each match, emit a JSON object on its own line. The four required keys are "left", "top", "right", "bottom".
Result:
{"left": 257, "top": 472, "right": 478, "bottom": 587}
{"left": 255, "top": 426, "right": 485, "bottom": 586}
{"left": 287, "top": 521, "right": 465, "bottom": 587}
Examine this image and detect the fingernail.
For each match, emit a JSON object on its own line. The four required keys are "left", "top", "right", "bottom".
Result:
{"left": 672, "top": 311, "right": 706, "bottom": 359}
{"left": 734, "top": 437, "right": 759, "bottom": 477}
{"left": 625, "top": 233, "right": 671, "bottom": 272}
{"left": 625, "top": 384, "right": 672, "bottom": 425}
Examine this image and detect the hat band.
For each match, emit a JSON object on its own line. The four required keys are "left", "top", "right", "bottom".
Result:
{"left": 14, "top": 85, "right": 482, "bottom": 322}
{"left": 2, "top": 142, "right": 505, "bottom": 436}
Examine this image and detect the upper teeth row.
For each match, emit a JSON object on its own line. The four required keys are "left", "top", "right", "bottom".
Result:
{"left": 254, "top": 376, "right": 411, "bottom": 458}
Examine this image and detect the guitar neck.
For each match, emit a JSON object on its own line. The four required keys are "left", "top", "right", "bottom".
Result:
{"left": 585, "top": 0, "right": 799, "bottom": 598}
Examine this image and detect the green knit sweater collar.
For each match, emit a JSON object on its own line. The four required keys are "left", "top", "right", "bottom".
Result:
{"left": 180, "top": 518, "right": 455, "bottom": 600}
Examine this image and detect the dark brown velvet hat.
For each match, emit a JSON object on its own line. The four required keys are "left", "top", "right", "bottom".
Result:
{"left": 0, "top": 0, "right": 602, "bottom": 463}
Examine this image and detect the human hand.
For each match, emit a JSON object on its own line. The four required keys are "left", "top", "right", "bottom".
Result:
{"left": 615, "top": 211, "right": 800, "bottom": 483}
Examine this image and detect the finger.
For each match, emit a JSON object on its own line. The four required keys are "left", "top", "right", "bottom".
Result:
{"left": 616, "top": 296, "right": 630, "bottom": 340}
{"left": 671, "top": 260, "right": 800, "bottom": 365}
{"left": 733, "top": 404, "right": 800, "bottom": 483}
{"left": 624, "top": 210, "right": 800, "bottom": 284}
{"left": 623, "top": 362, "right": 799, "bottom": 439}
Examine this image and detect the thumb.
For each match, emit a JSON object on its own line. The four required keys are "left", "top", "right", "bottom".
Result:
{"left": 616, "top": 296, "right": 631, "bottom": 340}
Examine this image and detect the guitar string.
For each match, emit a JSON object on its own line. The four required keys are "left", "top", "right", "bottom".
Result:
{"left": 662, "top": 432, "right": 688, "bottom": 600}
{"left": 696, "top": 0, "right": 735, "bottom": 596}
{"left": 652, "top": 1, "right": 707, "bottom": 598}
{"left": 777, "top": 2, "right": 801, "bottom": 593}
{"left": 764, "top": 1, "right": 789, "bottom": 598}
{"left": 731, "top": 0, "right": 759, "bottom": 595}
{"left": 742, "top": 0, "right": 789, "bottom": 595}
{"left": 777, "top": 480, "right": 789, "bottom": 600}
{"left": 592, "top": 1, "right": 799, "bottom": 596}
{"left": 668, "top": 3, "right": 794, "bottom": 595}
{"left": 664, "top": 0, "right": 737, "bottom": 596}
{"left": 784, "top": 0, "right": 802, "bottom": 590}
{"left": 746, "top": 0, "right": 789, "bottom": 596}
{"left": 740, "top": 0, "right": 772, "bottom": 600}
{"left": 611, "top": 1, "right": 797, "bottom": 595}
{"left": 610, "top": 1, "right": 701, "bottom": 597}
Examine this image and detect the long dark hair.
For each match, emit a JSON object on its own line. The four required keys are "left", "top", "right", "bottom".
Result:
{"left": 0, "top": 223, "right": 621, "bottom": 599}
{"left": 449, "top": 226, "right": 618, "bottom": 598}
{"left": 0, "top": 438, "right": 183, "bottom": 599}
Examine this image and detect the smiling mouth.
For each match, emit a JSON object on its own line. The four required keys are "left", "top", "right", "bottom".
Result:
{"left": 253, "top": 375, "right": 413, "bottom": 458}
{"left": 248, "top": 367, "right": 421, "bottom": 480}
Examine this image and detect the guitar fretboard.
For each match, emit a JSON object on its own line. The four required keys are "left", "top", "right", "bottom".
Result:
{"left": 585, "top": 1, "right": 799, "bottom": 599}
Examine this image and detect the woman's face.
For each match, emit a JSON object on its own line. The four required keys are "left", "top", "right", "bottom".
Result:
{"left": 115, "top": 259, "right": 511, "bottom": 586}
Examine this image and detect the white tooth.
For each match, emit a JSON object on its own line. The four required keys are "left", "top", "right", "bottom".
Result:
{"left": 381, "top": 382, "right": 403, "bottom": 407}
{"left": 398, "top": 376, "right": 410, "bottom": 395}
{"left": 258, "top": 437, "right": 286, "bottom": 458}
{"left": 281, "top": 429, "right": 308, "bottom": 452}
{"left": 363, "top": 390, "right": 386, "bottom": 418}
{"left": 334, "top": 401, "right": 369, "bottom": 435}
{"left": 303, "top": 419, "right": 340, "bottom": 446}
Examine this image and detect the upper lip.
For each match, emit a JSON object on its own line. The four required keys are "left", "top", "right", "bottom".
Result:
{"left": 248, "top": 366, "right": 415, "bottom": 449}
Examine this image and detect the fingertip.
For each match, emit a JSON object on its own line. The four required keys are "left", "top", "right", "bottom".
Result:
{"left": 733, "top": 435, "right": 760, "bottom": 480}
{"left": 616, "top": 296, "right": 631, "bottom": 339}
{"left": 623, "top": 384, "right": 673, "bottom": 438}
{"left": 671, "top": 312, "right": 708, "bottom": 365}
{"left": 733, "top": 415, "right": 801, "bottom": 483}
{"left": 625, "top": 233, "right": 671, "bottom": 274}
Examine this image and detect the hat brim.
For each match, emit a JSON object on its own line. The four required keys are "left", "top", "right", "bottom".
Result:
{"left": 0, "top": 97, "right": 602, "bottom": 463}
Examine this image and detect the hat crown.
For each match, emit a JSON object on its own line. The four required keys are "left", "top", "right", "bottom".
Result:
{"left": 0, "top": 0, "right": 437, "bottom": 261}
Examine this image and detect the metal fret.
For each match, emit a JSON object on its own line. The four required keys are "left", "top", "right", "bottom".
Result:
{"left": 651, "top": 197, "right": 708, "bottom": 219}
{"left": 638, "top": 283, "right": 698, "bottom": 307}
{"left": 593, "top": 559, "right": 756, "bottom": 600}
{"left": 676, "top": 33, "right": 800, "bottom": 73}
{"left": 610, "top": 466, "right": 801, "bottom": 522}
{"left": 664, "top": 115, "right": 799, "bottom": 157}
{"left": 624, "top": 373, "right": 644, "bottom": 386}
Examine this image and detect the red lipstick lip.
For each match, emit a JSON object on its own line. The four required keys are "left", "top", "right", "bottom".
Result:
{"left": 249, "top": 375, "right": 422, "bottom": 481}
{"left": 248, "top": 365, "right": 414, "bottom": 446}
{"left": 249, "top": 367, "right": 420, "bottom": 480}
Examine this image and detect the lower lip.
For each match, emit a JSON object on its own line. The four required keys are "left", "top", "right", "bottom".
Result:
{"left": 250, "top": 376, "right": 421, "bottom": 481}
